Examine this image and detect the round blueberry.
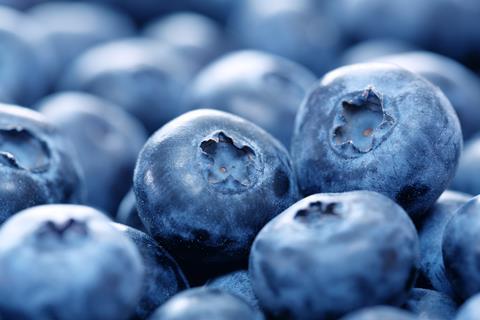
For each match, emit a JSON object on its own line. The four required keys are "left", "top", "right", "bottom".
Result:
{"left": 403, "top": 288, "right": 457, "bottom": 320}
{"left": 450, "top": 135, "right": 480, "bottom": 196}
{"left": 134, "top": 109, "right": 299, "bottom": 279}
{"left": 230, "top": 0, "right": 342, "bottom": 75}
{"left": 0, "top": 204, "right": 143, "bottom": 320}
{"left": 291, "top": 63, "right": 462, "bottom": 218}
{"left": 149, "top": 288, "right": 263, "bottom": 320}
{"left": 443, "top": 195, "right": 480, "bottom": 300}
{"left": 339, "top": 306, "right": 417, "bottom": 320}
{"left": 184, "top": 50, "right": 316, "bottom": 148}
{"left": 0, "top": 104, "right": 84, "bottom": 224}
{"left": 60, "top": 38, "right": 195, "bottom": 133}
{"left": 341, "top": 39, "right": 416, "bottom": 66}
{"left": 207, "top": 270, "right": 259, "bottom": 310}
{"left": 37, "top": 92, "right": 147, "bottom": 215}
{"left": 375, "top": 51, "right": 480, "bottom": 140}
{"left": 249, "top": 191, "right": 419, "bottom": 319}
{"left": 417, "top": 190, "right": 471, "bottom": 296}
{"left": 456, "top": 293, "right": 480, "bottom": 320}
{"left": 144, "top": 11, "right": 226, "bottom": 72}
{"left": 28, "top": 2, "right": 135, "bottom": 79}
{"left": 114, "top": 223, "right": 189, "bottom": 320}
{"left": 116, "top": 189, "right": 146, "bottom": 232}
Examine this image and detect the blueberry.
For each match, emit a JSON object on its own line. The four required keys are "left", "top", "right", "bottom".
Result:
{"left": 374, "top": 51, "right": 480, "bottom": 139}
{"left": 37, "top": 92, "right": 147, "bottom": 215}
{"left": 450, "top": 135, "right": 480, "bottom": 196}
{"left": 114, "top": 223, "right": 189, "bottom": 320}
{"left": 149, "top": 288, "right": 263, "bottom": 320}
{"left": 456, "top": 293, "right": 480, "bottom": 320}
{"left": 339, "top": 306, "right": 417, "bottom": 320}
{"left": 341, "top": 39, "right": 416, "bottom": 66}
{"left": 417, "top": 191, "right": 471, "bottom": 296}
{"left": 187, "top": 0, "right": 236, "bottom": 23}
{"left": 116, "top": 189, "right": 146, "bottom": 232}
{"left": 60, "top": 38, "right": 195, "bottom": 133}
{"left": 291, "top": 63, "right": 462, "bottom": 218}
{"left": 184, "top": 50, "right": 316, "bottom": 148}
{"left": 230, "top": 0, "right": 342, "bottom": 75}
{"left": 144, "top": 12, "right": 226, "bottom": 72}
{"left": 0, "top": 6, "right": 48, "bottom": 106}
{"left": 249, "top": 191, "right": 418, "bottom": 319}
{"left": 134, "top": 109, "right": 299, "bottom": 280}
{"left": 207, "top": 270, "right": 259, "bottom": 310}
{"left": 0, "top": 104, "right": 84, "bottom": 224}
{"left": 0, "top": 204, "right": 143, "bottom": 320}
{"left": 443, "top": 195, "right": 480, "bottom": 300}
{"left": 403, "top": 288, "right": 457, "bottom": 320}
{"left": 28, "top": 2, "right": 135, "bottom": 79}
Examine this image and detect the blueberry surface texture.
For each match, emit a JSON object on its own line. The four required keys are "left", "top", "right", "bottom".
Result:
{"left": 134, "top": 109, "right": 299, "bottom": 280}
{"left": 339, "top": 306, "right": 417, "bottom": 320}
{"left": 37, "top": 92, "right": 147, "bottom": 215}
{"left": 442, "top": 195, "right": 480, "bottom": 301}
{"left": 249, "top": 191, "right": 419, "bottom": 320}
{"left": 60, "top": 38, "right": 195, "bottom": 133}
{"left": 0, "top": 204, "right": 144, "bottom": 320}
{"left": 403, "top": 288, "right": 457, "bottom": 320}
{"left": 206, "top": 270, "right": 259, "bottom": 310}
{"left": 417, "top": 190, "right": 471, "bottom": 296}
{"left": 0, "top": 104, "right": 84, "bottom": 224}
{"left": 184, "top": 50, "right": 316, "bottom": 148}
{"left": 114, "top": 223, "right": 189, "bottom": 320}
{"left": 148, "top": 287, "right": 263, "bottom": 320}
{"left": 291, "top": 62, "right": 462, "bottom": 219}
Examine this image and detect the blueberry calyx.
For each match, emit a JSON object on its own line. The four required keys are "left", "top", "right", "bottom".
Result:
{"left": 34, "top": 218, "right": 89, "bottom": 248}
{"left": 294, "top": 201, "right": 342, "bottom": 223}
{"left": 0, "top": 127, "right": 50, "bottom": 173}
{"left": 199, "top": 131, "right": 262, "bottom": 194}
{"left": 331, "top": 86, "right": 395, "bottom": 157}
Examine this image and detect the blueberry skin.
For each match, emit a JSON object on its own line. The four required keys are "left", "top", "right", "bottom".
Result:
{"left": 0, "top": 204, "right": 143, "bottom": 320}
{"left": 184, "top": 50, "right": 316, "bottom": 148}
{"left": 28, "top": 2, "right": 135, "bottom": 79}
{"left": 134, "top": 109, "right": 299, "bottom": 275}
{"left": 230, "top": 0, "right": 342, "bottom": 75}
{"left": 114, "top": 223, "right": 189, "bottom": 320}
{"left": 341, "top": 39, "right": 416, "bottom": 66}
{"left": 144, "top": 12, "right": 226, "bottom": 73}
{"left": 207, "top": 270, "right": 259, "bottom": 310}
{"left": 37, "top": 92, "right": 147, "bottom": 215}
{"left": 404, "top": 288, "right": 457, "bottom": 320}
{"left": 60, "top": 39, "right": 195, "bottom": 133}
{"left": 117, "top": 189, "right": 146, "bottom": 232}
{"left": 456, "top": 293, "right": 480, "bottom": 320}
{"left": 442, "top": 196, "right": 480, "bottom": 300}
{"left": 417, "top": 191, "right": 471, "bottom": 296}
{"left": 149, "top": 288, "right": 263, "bottom": 320}
{"left": 249, "top": 191, "right": 419, "bottom": 320}
{"left": 450, "top": 135, "right": 480, "bottom": 196}
{"left": 291, "top": 63, "right": 462, "bottom": 218}
{"left": 0, "top": 104, "right": 84, "bottom": 224}
{"left": 340, "top": 306, "right": 417, "bottom": 320}
{"left": 375, "top": 51, "right": 480, "bottom": 140}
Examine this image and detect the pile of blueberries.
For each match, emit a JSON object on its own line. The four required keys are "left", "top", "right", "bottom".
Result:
{"left": 1, "top": 0, "right": 480, "bottom": 319}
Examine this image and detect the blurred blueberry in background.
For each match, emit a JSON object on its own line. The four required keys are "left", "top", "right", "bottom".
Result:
{"left": 456, "top": 294, "right": 480, "bottom": 320}
{"left": 0, "top": 204, "right": 143, "bottom": 320}
{"left": 340, "top": 306, "right": 417, "bottom": 320}
{"left": 37, "top": 92, "right": 147, "bottom": 215}
{"left": 0, "top": 104, "right": 84, "bottom": 224}
{"left": 403, "top": 288, "right": 457, "bottom": 320}
{"left": 116, "top": 189, "right": 146, "bottom": 232}
{"left": 144, "top": 11, "right": 227, "bottom": 73}
{"left": 60, "top": 38, "right": 195, "bottom": 133}
{"left": 230, "top": 0, "right": 343, "bottom": 75}
{"left": 206, "top": 270, "right": 259, "bottom": 310}
{"left": 451, "top": 135, "right": 480, "bottom": 196}
{"left": 184, "top": 50, "right": 316, "bottom": 148}
{"left": 341, "top": 39, "right": 416, "bottom": 66}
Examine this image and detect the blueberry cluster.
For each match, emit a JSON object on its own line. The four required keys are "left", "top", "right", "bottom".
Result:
{"left": 0, "top": 1, "right": 479, "bottom": 320}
